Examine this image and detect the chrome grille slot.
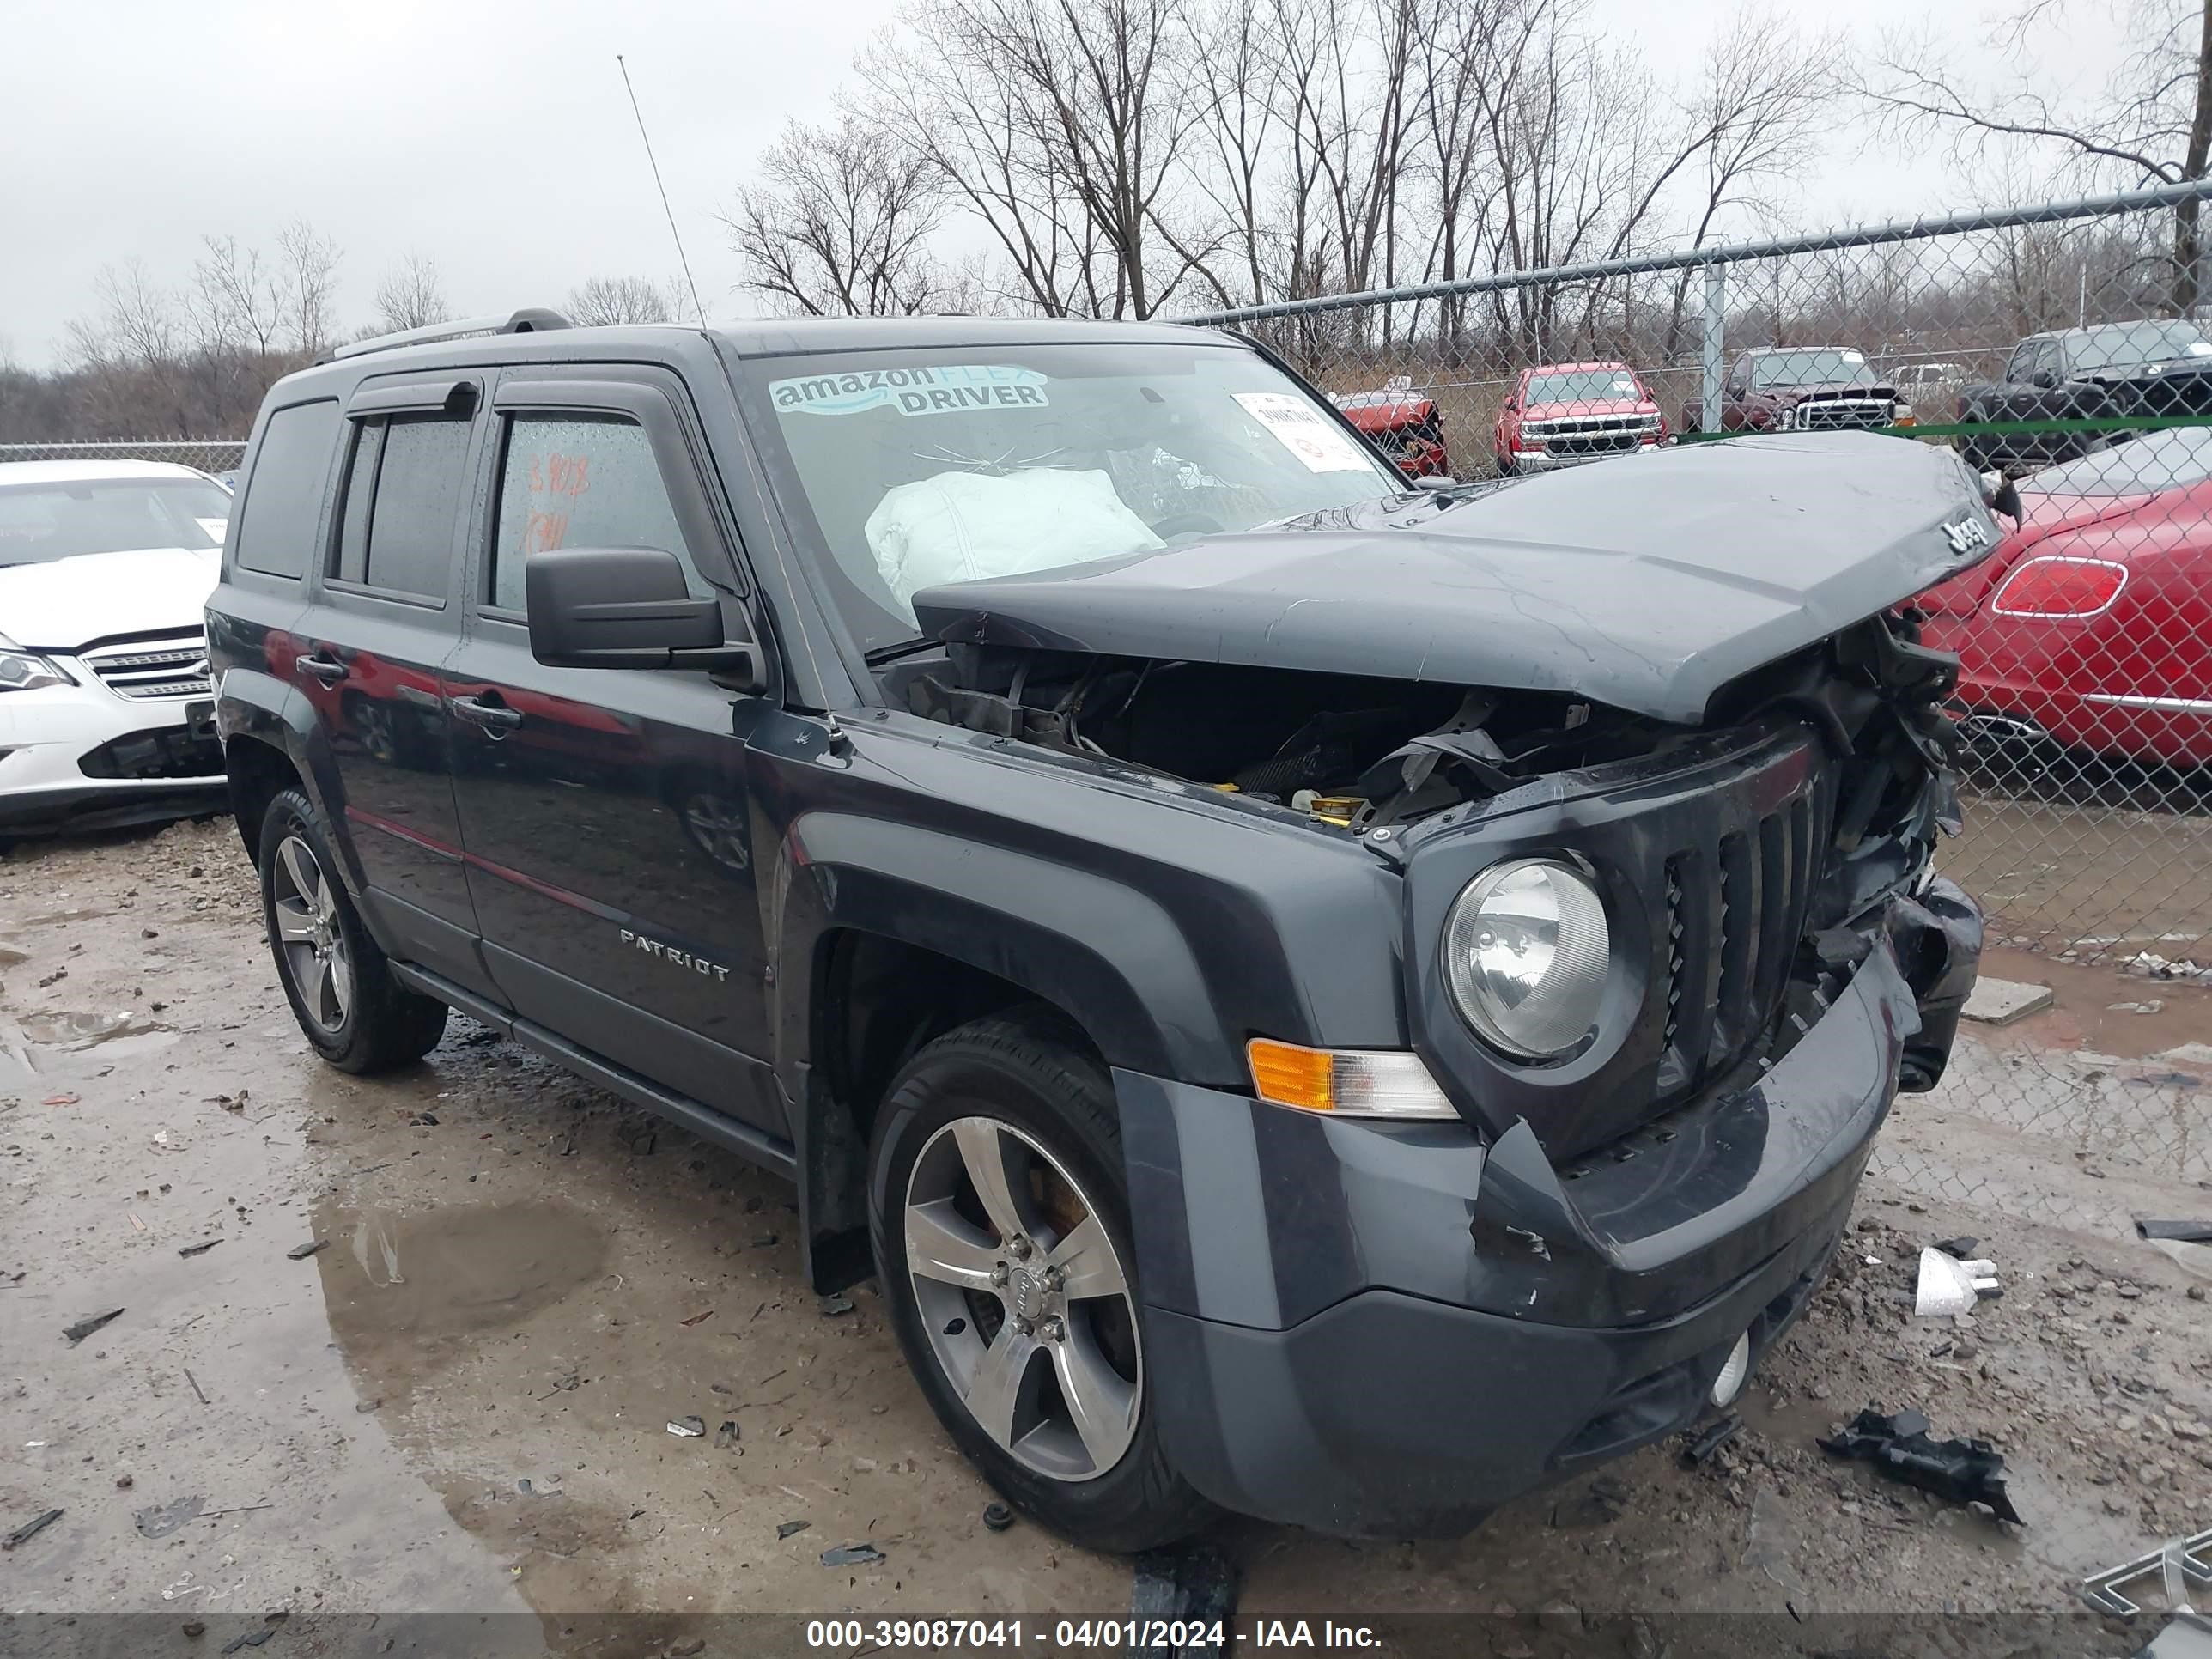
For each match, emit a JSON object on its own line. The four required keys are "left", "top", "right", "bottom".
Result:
{"left": 82, "top": 633, "right": 210, "bottom": 702}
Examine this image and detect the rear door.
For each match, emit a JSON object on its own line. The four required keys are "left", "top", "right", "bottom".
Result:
{"left": 291, "top": 374, "right": 491, "bottom": 997}
{"left": 443, "top": 366, "right": 783, "bottom": 1137}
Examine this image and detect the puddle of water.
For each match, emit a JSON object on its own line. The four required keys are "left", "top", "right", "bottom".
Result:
{"left": 19, "top": 1008, "right": 165, "bottom": 1050}
{"left": 315, "top": 1198, "right": 610, "bottom": 1394}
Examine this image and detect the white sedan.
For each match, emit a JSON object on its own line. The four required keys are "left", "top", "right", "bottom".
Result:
{"left": 0, "top": 459, "right": 232, "bottom": 837}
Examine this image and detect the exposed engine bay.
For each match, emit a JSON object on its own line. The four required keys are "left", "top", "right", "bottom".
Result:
{"left": 891, "top": 607, "right": 1961, "bottom": 861}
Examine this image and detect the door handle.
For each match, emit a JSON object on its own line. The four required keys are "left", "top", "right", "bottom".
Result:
{"left": 449, "top": 694, "right": 524, "bottom": 733}
{"left": 297, "top": 654, "right": 348, "bottom": 686}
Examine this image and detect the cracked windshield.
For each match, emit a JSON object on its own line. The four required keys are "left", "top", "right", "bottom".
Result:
{"left": 744, "top": 343, "right": 1405, "bottom": 652}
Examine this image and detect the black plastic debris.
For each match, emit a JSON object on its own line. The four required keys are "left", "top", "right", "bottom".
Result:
{"left": 714, "top": 1420, "right": 739, "bottom": 1449}
{"left": 220, "top": 1630, "right": 275, "bottom": 1655}
{"left": 776, "top": 1520, "right": 810, "bottom": 1540}
{"left": 2136, "top": 1218, "right": 2212, "bottom": 1243}
{"left": 1681, "top": 1414, "right": 1742, "bottom": 1466}
{"left": 3, "top": 1509, "right": 62, "bottom": 1551}
{"left": 821, "top": 1542, "right": 884, "bottom": 1567}
{"left": 284, "top": 1240, "right": 327, "bottom": 1261}
{"left": 1819, "top": 1407, "right": 2022, "bottom": 1523}
{"left": 135, "top": 1494, "right": 204, "bottom": 1539}
{"left": 178, "top": 1240, "right": 223, "bottom": 1259}
{"left": 63, "top": 1308, "right": 124, "bottom": 1345}
{"left": 1129, "top": 1542, "right": 1237, "bottom": 1656}
{"left": 1932, "top": 1236, "right": 1982, "bottom": 1258}
{"left": 982, "top": 1502, "right": 1015, "bottom": 1533}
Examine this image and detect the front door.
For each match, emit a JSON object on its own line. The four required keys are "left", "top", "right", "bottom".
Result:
{"left": 443, "top": 368, "right": 782, "bottom": 1137}
{"left": 289, "top": 376, "right": 491, "bottom": 998}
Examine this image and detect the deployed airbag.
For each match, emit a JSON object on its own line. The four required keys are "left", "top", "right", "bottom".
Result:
{"left": 865, "top": 467, "right": 1163, "bottom": 611}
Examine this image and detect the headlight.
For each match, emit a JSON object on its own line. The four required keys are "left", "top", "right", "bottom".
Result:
{"left": 1442, "top": 857, "right": 1611, "bottom": 1060}
{"left": 0, "top": 650, "right": 69, "bottom": 693}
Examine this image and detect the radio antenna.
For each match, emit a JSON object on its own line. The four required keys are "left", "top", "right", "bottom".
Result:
{"left": 617, "top": 54, "right": 708, "bottom": 327}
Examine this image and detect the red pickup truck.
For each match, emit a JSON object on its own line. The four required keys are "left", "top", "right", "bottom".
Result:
{"left": 1493, "top": 362, "right": 1667, "bottom": 475}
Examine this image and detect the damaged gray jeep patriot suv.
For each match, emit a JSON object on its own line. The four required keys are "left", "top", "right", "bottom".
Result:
{"left": 208, "top": 310, "right": 1990, "bottom": 1551}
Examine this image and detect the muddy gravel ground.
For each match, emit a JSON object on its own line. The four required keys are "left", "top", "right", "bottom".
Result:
{"left": 3, "top": 818, "right": 2210, "bottom": 1657}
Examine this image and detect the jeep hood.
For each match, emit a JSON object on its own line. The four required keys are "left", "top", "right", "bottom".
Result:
{"left": 911, "top": 431, "right": 2001, "bottom": 726}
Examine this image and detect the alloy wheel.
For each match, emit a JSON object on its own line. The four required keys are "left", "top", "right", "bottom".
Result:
{"left": 271, "top": 834, "right": 352, "bottom": 1034}
{"left": 902, "top": 1115, "right": 1141, "bottom": 1483}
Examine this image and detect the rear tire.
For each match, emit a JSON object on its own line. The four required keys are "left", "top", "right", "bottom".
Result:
{"left": 867, "top": 1012, "right": 1213, "bottom": 1553}
{"left": 258, "top": 787, "right": 447, "bottom": 1073}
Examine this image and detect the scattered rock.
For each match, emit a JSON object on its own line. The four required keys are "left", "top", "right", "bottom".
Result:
{"left": 669, "top": 1639, "right": 705, "bottom": 1657}
{"left": 1538, "top": 1601, "right": 1584, "bottom": 1636}
{"left": 819, "top": 1294, "right": 855, "bottom": 1317}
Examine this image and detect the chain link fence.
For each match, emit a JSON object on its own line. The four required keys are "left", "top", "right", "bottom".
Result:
{"left": 1194, "top": 184, "right": 2212, "bottom": 1236}
{"left": 0, "top": 438, "right": 246, "bottom": 477}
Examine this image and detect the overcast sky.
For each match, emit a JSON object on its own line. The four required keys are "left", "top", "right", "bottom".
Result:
{"left": 0, "top": 0, "right": 2128, "bottom": 368}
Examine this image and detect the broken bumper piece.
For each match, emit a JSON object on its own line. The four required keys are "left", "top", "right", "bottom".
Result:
{"left": 1118, "top": 882, "right": 1980, "bottom": 1539}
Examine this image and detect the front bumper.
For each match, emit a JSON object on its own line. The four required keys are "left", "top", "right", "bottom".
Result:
{"left": 1508, "top": 440, "right": 1660, "bottom": 472}
{"left": 1118, "top": 878, "right": 1980, "bottom": 1538}
{"left": 0, "top": 683, "right": 223, "bottom": 834}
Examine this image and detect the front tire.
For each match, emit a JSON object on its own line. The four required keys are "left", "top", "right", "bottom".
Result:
{"left": 867, "top": 1013, "right": 1212, "bottom": 1553}
{"left": 258, "top": 787, "right": 446, "bottom": 1073}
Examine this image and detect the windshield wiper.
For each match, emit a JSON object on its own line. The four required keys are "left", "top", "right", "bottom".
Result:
{"left": 864, "top": 636, "right": 942, "bottom": 667}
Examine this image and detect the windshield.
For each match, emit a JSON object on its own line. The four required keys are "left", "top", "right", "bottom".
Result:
{"left": 1749, "top": 349, "right": 1872, "bottom": 388}
{"left": 1524, "top": 368, "right": 1644, "bottom": 404}
{"left": 2026, "top": 424, "right": 2212, "bottom": 496}
{"left": 2069, "top": 321, "right": 2212, "bottom": 372}
{"left": 0, "top": 476, "right": 230, "bottom": 568}
{"left": 741, "top": 342, "right": 1404, "bottom": 654}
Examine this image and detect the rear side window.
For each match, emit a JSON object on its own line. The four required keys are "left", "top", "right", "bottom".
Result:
{"left": 330, "top": 414, "right": 472, "bottom": 601}
{"left": 234, "top": 399, "right": 338, "bottom": 578}
{"left": 487, "top": 412, "right": 704, "bottom": 612}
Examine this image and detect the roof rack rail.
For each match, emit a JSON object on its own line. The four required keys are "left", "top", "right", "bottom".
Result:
{"left": 329, "top": 307, "right": 574, "bottom": 362}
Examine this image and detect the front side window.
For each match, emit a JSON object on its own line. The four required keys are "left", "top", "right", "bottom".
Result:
{"left": 489, "top": 413, "right": 705, "bottom": 612}
{"left": 0, "top": 476, "right": 231, "bottom": 568}
{"left": 331, "top": 414, "right": 471, "bottom": 600}
{"left": 738, "top": 342, "right": 1403, "bottom": 653}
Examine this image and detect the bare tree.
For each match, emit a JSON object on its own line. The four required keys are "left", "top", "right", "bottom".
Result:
{"left": 277, "top": 221, "right": 343, "bottom": 355}
{"left": 723, "top": 114, "right": 952, "bottom": 315}
{"left": 1857, "top": 0, "right": 2212, "bottom": 311}
{"left": 860, "top": 0, "right": 1206, "bottom": 318}
{"left": 566, "top": 275, "right": 680, "bottom": 325}
{"left": 373, "top": 252, "right": 451, "bottom": 333}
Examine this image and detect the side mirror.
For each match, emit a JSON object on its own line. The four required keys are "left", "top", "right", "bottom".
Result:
{"left": 2032, "top": 369, "right": 2059, "bottom": 389}
{"left": 526, "top": 546, "right": 763, "bottom": 684}
{"left": 1413, "top": 474, "right": 1458, "bottom": 490}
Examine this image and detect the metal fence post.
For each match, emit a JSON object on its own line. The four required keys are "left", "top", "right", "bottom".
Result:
{"left": 1700, "top": 260, "right": 1726, "bottom": 432}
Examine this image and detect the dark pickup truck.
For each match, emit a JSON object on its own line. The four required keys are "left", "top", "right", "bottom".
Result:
{"left": 1682, "top": 346, "right": 1903, "bottom": 436}
{"left": 209, "top": 310, "right": 1990, "bottom": 1551}
{"left": 1958, "top": 320, "right": 2212, "bottom": 474}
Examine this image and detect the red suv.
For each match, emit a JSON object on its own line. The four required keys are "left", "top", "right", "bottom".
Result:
{"left": 1495, "top": 362, "right": 1666, "bottom": 475}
